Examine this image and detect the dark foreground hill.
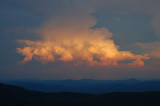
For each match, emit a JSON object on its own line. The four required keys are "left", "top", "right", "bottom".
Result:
{"left": 0, "top": 83, "right": 160, "bottom": 106}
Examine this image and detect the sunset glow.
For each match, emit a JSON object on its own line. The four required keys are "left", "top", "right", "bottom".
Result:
{"left": 1, "top": 0, "right": 160, "bottom": 80}
{"left": 17, "top": 14, "right": 149, "bottom": 66}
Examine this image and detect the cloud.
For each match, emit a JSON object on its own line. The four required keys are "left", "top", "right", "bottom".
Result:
{"left": 152, "top": 14, "right": 160, "bottom": 39}
{"left": 1, "top": 0, "right": 160, "bottom": 80}
{"left": 136, "top": 42, "right": 160, "bottom": 58}
{"left": 2, "top": 0, "right": 160, "bottom": 38}
{"left": 17, "top": 8, "right": 149, "bottom": 66}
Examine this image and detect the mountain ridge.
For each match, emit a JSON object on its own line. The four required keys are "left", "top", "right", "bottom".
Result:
{"left": 0, "top": 83, "right": 160, "bottom": 106}
{"left": 1, "top": 79, "right": 160, "bottom": 94}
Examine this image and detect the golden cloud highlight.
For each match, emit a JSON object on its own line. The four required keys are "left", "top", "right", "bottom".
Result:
{"left": 17, "top": 10, "right": 149, "bottom": 66}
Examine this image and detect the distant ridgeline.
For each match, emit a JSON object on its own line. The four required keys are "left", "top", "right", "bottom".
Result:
{"left": 1, "top": 79, "right": 160, "bottom": 94}
{"left": 0, "top": 83, "right": 160, "bottom": 106}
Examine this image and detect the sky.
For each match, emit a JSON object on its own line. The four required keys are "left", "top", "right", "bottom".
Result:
{"left": 0, "top": 0, "right": 160, "bottom": 80}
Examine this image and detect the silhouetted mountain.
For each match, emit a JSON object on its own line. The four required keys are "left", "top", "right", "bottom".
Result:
{"left": 1, "top": 79, "right": 160, "bottom": 94}
{"left": 0, "top": 83, "right": 160, "bottom": 106}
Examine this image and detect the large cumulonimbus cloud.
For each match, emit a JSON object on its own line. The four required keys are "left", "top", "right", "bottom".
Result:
{"left": 17, "top": 9, "right": 149, "bottom": 66}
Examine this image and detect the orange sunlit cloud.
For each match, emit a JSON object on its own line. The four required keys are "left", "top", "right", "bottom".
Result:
{"left": 17, "top": 11, "right": 149, "bottom": 66}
